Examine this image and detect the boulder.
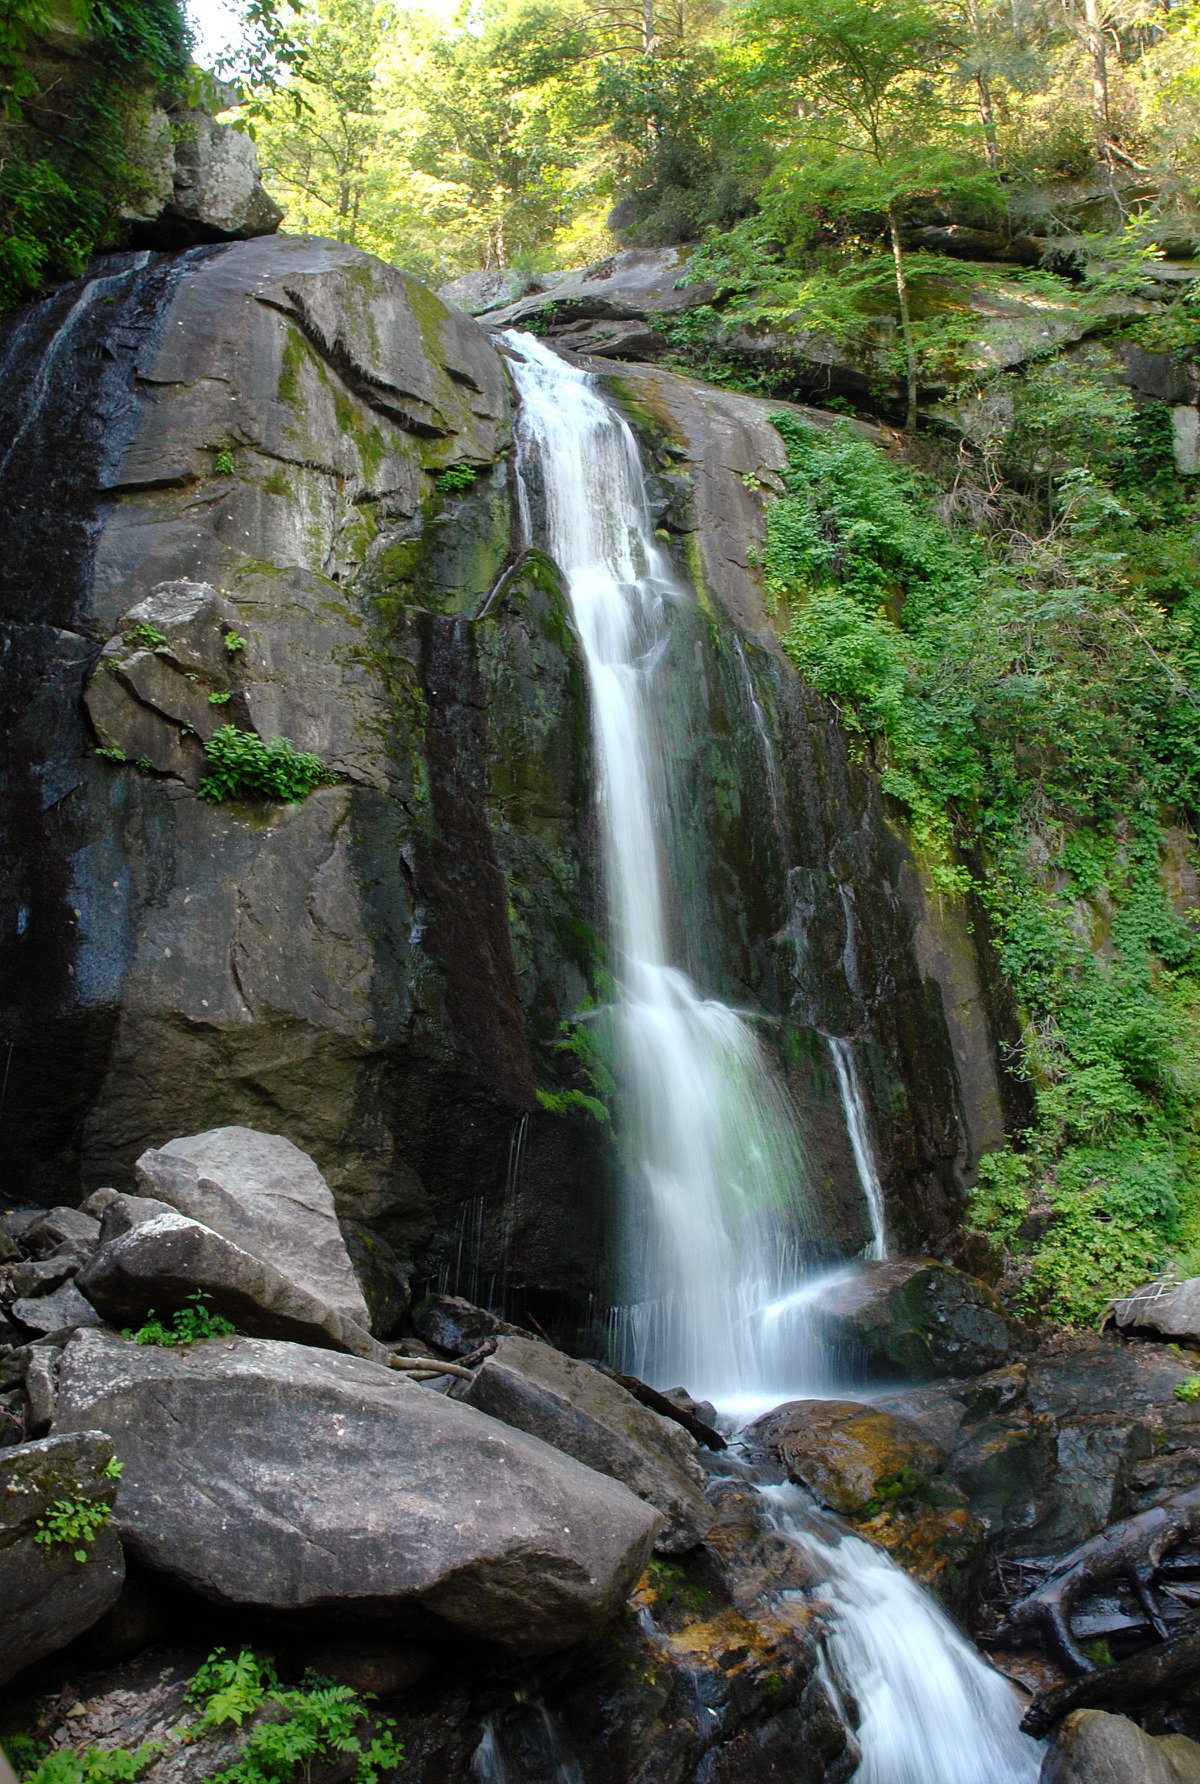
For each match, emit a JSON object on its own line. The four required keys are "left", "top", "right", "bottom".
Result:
{"left": 54, "top": 1330, "right": 660, "bottom": 1652}
{"left": 76, "top": 1208, "right": 388, "bottom": 1361}
{"left": 411, "top": 1292, "right": 530, "bottom": 1355}
{"left": 1041, "top": 1709, "right": 1200, "bottom": 1783}
{"left": 25, "top": 1206, "right": 102, "bottom": 1258}
{"left": 0, "top": 1429, "right": 125, "bottom": 1686}
{"left": 165, "top": 109, "right": 283, "bottom": 241}
{"left": 339, "top": 1221, "right": 411, "bottom": 1338}
{"left": 1112, "top": 1275, "right": 1200, "bottom": 1343}
{"left": 455, "top": 1334, "right": 713, "bottom": 1553}
{"left": 11, "top": 1280, "right": 104, "bottom": 1337}
{"left": 135, "top": 1128, "right": 370, "bottom": 1329}
{"left": 807, "top": 1259, "right": 1020, "bottom": 1381}
{"left": 747, "top": 1399, "right": 947, "bottom": 1518}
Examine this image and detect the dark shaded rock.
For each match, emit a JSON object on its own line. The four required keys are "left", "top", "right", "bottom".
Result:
{"left": 12, "top": 1280, "right": 103, "bottom": 1337}
{"left": 25, "top": 1206, "right": 102, "bottom": 1257}
{"left": 1040, "top": 1709, "right": 1200, "bottom": 1783}
{"left": 340, "top": 1220, "right": 411, "bottom": 1337}
{"left": 808, "top": 1258, "right": 1020, "bottom": 1380}
{"left": 135, "top": 1128, "right": 371, "bottom": 1329}
{"left": 54, "top": 1329, "right": 660, "bottom": 1652}
{"left": 412, "top": 1292, "right": 529, "bottom": 1355}
{"left": 456, "top": 1333, "right": 713, "bottom": 1553}
{"left": 0, "top": 1429, "right": 124, "bottom": 1686}
{"left": 76, "top": 1207, "right": 388, "bottom": 1361}
{"left": 5, "top": 1253, "right": 82, "bottom": 1299}
{"left": 303, "top": 1639, "right": 434, "bottom": 1696}
{"left": 98, "top": 1193, "right": 183, "bottom": 1240}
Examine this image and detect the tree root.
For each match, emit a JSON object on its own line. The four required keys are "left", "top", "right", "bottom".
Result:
{"left": 996, "top": 1485, "right": 1200, "bottom": 1674}
{"left": 1022, "top": 1619, "right": 1200, "bottom": 1736}
{"left": 387, "top": 1354, "right": 476, "bottom": 1382}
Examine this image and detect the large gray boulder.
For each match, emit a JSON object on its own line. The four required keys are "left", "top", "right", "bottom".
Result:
{"left": 807, "top": 1258, "right": 1020, "bottom": 1381}
{"left": 53, "top": 1330, "right": 660, "bottom": 1652}
{"left": 135, "top": 1128, "right": 370, "bottom": 1328}
{"left": 455, "top": 1334, "right": 713, "bottom": 1553}
{"left": 1041, "top": 1709, "right": 1200, "bottom": 1782}
{"left": 1112, "top": 1275, "right": 1200, "bottom": 1342}
{"left": 0, "top": 1430, "right": 125, "bottom": 1686}
{"left": 76, "top": 1207, "right": 387, "bottom": 1362}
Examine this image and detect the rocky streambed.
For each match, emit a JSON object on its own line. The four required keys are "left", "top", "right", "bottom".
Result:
{"left": 3, "top": 1126, "right": 1200, "bottom": 1781}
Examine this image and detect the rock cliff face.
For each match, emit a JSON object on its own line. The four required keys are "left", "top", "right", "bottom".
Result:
{"left": 0, "top": 232, "right": 1013, "bottom": 1317}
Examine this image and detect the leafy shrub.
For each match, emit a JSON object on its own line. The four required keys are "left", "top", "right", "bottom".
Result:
{"left": 34, "top": 1485, "right": 115, "bottom": 1564}
{"left": 434, "top": 463, "right": 478, "bottom": 493}
{"left": 124, "top": 1291, "right": 235, "bottom": 1346}
{"left": 187, "top": 1649, "right": 404, "bottom": 1784}
{"left": 198, "top": 725, "right": 334, "bottom": 804}
{"left": 766, "top": 411, "right": 1200, "bottom": 1322}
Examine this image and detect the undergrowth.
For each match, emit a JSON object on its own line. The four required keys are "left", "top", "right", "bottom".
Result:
{"left": 12, "top": 1648, "right": 404, "bottom": 1784}
{"left": 764, "top": 397, "right": 1200, "bottom": 1322}
{"left": 123, "top": 1291, "right": 235, "bottom": 1345}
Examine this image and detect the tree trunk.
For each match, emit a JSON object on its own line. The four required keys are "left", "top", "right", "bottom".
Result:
{"left": 888, "top": 208, "right": 918, "bottom": 431}
{"left": 976, "top": 72, "right": 1000, "bottom": 166}
{"left": 1082, "top": 0, "right": 1111, "bottom": 151}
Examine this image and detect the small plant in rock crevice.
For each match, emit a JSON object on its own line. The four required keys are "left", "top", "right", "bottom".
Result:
{"left": 123, "top": 1291, "right": 236, "bottom": 1346}
{"left": 122, "top": 623, "right": 167, "bottom": 650}
{"left": 434, "top": 463, "right": 478, "bottom": 493}
{"left": 198, "top": 725, "right": 335, "bottom": 804}
{"left": 34, "top": 1477, "right": 117, "bottom": 1563}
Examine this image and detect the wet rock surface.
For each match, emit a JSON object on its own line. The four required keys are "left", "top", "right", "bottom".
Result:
{"left": 809, "top": 1257, "right": 1021, "bottom": 1380}
{"left": 52, "top": 1329, "right": 660, "bottom": 1652}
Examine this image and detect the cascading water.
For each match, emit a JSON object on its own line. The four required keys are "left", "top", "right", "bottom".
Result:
{"left": 504, "top": 331, "right": 1039, "bottom": 1780}
{"left": 506, "top": 330, "right": 815, "bottom": 1410}
{"left": 828, "top": 1036, "right": 888, "bottom": 1259}
{"left": 762, "top": 1488, "right": 1042, "bottom": 1784}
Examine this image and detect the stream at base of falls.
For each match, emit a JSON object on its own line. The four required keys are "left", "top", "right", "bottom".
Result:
{"left": 503, "top": 329, "right": 1042, "bottom": 1783}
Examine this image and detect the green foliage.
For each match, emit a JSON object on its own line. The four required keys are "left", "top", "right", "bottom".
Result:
{"left": 767, "top": 404, "right": 1200, "bottom": 1322}
{"left": 12, "top": 1648, "right": 402, "bottom": 1784}
{"left": 1176, "top": 1375, "right": 1200, "bottom": 1402}
{"left": 224, "top": 631, "right": 247, "bottom": 654}
{"left": 34, "top": 1488, "right": 113, "bottom": 1564}
{"left": 0, "top": 0, "right": 190, "bottom": 311}
{"left": 197, "top": 724, "right": 334, "bottom": 803}
{"left": 123, "top": 623, "right": 167, "bottom": 649}
{"left": 434, "top": 463, "right": 478, "bottom": 492}
{"left": 17, "top": 1744, "right": 162, "bottom": 1784}
{"left": 187, "top": 1648, "right": 404, "bottom": 1784}
{"left": 213, "top": 444, "right": 236, "bottom": 476}
{"left": 209, "top": 690, "right": 233, "bottom": 705}
{"left": 124, "top": 1291, "right": 236, "bottom": 1345}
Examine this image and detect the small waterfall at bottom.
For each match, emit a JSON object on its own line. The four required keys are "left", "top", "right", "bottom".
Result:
{"left": 503, "top": 329, "right": 1039, "bottom": 1783}
{"left": 760, "top": 1487, "right": 1042, "bottom": 1784}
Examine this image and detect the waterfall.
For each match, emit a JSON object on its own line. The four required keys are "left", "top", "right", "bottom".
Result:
{"left": 504, "top": 332, "right": 1039, "bottom": 1782}
{"left": 828, "top": 1037, "right": 888, "bottom": 1259}
{"left": 506, "top": 331, "right": 816, "bottom": 1411}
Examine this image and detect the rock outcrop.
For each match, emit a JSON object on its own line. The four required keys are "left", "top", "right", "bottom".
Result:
{"left": 1041, "top": 1709, "right": 1200, "bottom": 1783}
{"left": 53, "top": 1329, "right": 661, "bottom": 1652}
{"left": 0, "top": 1430, "right": 125, "bottom": 1686}
{"left": 806, "top": 1258, "right": 1020, "bottom": 1381}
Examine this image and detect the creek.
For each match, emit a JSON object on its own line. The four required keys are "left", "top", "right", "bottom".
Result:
{"left": 504, "top": 330, "right": 1042, "bottom": 1783}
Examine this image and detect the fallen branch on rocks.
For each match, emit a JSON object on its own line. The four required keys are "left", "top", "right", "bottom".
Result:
{"left": 595, "top": 1363, "right": 727, "bottom": 1450}
{"left": 1022, "top": 1619, "right": 1200, "bottom": 1737}
{"left": 387, "top": 1354, "right": 476, "bottom": 1382}
{"left": 997, "top": 1485, "right": 1200, "bottom": 1673}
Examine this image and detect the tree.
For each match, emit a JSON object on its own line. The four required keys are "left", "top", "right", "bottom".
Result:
{"left": 736, "top": 0, "right": 996, "bottom": 427}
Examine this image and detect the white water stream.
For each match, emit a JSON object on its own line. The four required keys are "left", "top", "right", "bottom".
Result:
{"left": 503, "top": 331, "right": 1040, "bottom": 1782}
{"left": 828, "top": 1037, "right": 888, "bottom": 1260}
